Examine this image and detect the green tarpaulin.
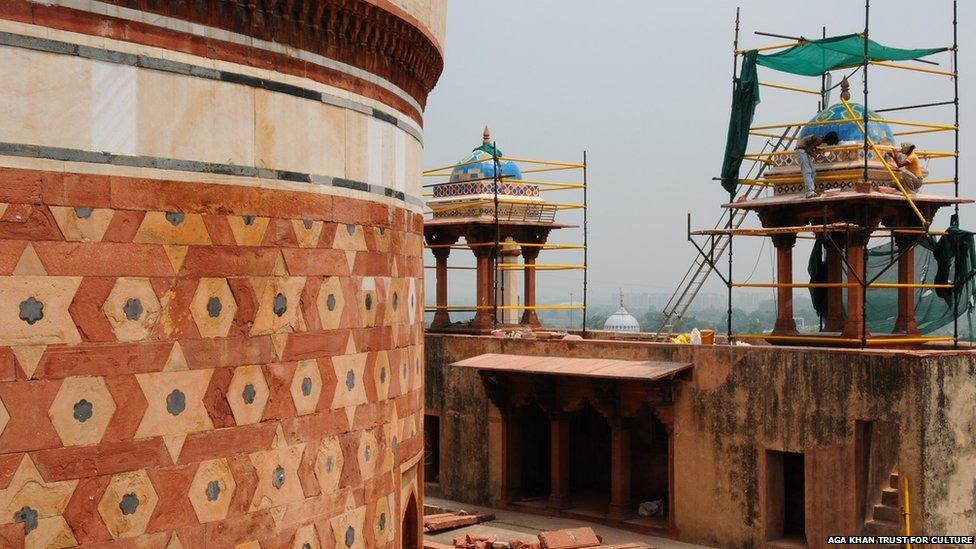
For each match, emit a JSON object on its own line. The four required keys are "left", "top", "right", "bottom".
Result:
{"left": 757, "top": 34, "right": 947, "bottom": 77}
{"left": 806, "top": 216, "right": 976, "bottom": 337}
{"left": 719, "top": 34, "right": 946, "bottom": 194}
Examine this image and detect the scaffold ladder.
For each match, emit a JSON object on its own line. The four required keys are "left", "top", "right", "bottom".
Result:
{"left": 655, "top": 126, "right": 799, "bottom": 340}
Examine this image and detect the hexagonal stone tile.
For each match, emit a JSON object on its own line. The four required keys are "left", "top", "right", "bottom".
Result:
{"left": 316, "top": 277, "right": 346, "bottom": 330}
{"left": 357, "top": 429, "right": 378, "bottom": 481}
{"left": 372, "top": 494, "right": 394, "bottom": 545}
{"left": 188, "top": 458, "right": 236, "bottom": 523}
{"left": 102, "top": 277, "right": 161, "bottom": 342}
{"left": 329, "top": 503, "right": 366, "bottom": 549}
{"left": 48, "top": 376, "right": 116, "bottom": 446}
{"left": 330, "top": 353, "right": 367, "bottom": 410}
{"left": 97, "top": 470, "right": 158, "bottom": 539}
{"left": 226, "top": 365, "right": 269, "bottom": 425}
{"left": 290, "top": 359, "right": 322, "bottom": 416}
{"left": 372, "top": 351, "right": 391, "bottom": 402}
{"left": 357, "top": 278, "right": 377, "bottom": 328}
{"left": 190, "top": 278, "right": 237, "bottom": 339}
{"left": 313, "top": 436, "right": 344, "bottom": 494}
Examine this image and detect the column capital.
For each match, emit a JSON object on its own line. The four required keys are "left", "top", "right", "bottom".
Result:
{"left": 770, "top": 232, "right": 797, "bottom": 250}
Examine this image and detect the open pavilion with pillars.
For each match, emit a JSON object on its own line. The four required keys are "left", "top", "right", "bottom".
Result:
{"left": 721, "top": 191, "right": 968, "bottom": 345}
{"left": 452, "top": 353, "right": 690, "bottom": 532}
{"left": 425, "top": 219, "right": 567, "bottom": 332}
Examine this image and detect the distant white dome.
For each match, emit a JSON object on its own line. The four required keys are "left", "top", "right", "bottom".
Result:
{"left": 603, "top": 305, "right": 641, "bottom": 333}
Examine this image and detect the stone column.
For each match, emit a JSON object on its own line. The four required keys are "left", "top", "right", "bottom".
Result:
{"left": 893, "top": 234, "right": 920, "bottom": 334}
{"left": 497, "top": 238, "right": 521, "bottom": 325}
{"left": 654, "top": 406, "right": 676, "bottom": 533}
{"left": 520, "top": 247, "right": 541, "bottom": 328}
{"left": 771, "top": 234, "right": 798, "bottom": 334}
{"left": 607, "top": 419, "right": 632, "bottom": 521}
{"left": 824, "top": 235, "right": 846, "bottom": 332}
{"left": 548, "top": 413, "right": 571, "bottom": 510}
{"left": 842, "top": 232, "right": 869, "bottom": 339}
{"left": 471, "top": 246, "right": 494, "bottom": 331}
{"left": 430, "top": 247, "right": 452, "bottom": 329}
{"left": 501, "top": 408, "right": 523, "bottom": 503}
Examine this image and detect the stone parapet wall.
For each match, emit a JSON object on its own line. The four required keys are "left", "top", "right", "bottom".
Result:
{"left": 425, "top": 334, "right": 976, "bottom": 547}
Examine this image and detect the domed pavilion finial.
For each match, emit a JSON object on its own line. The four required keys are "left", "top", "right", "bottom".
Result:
{"left": 483, "top": 125, "right": 491, "bottom": 145}
{"left": 840, "top": 76, "right": 851, "bottom": 101}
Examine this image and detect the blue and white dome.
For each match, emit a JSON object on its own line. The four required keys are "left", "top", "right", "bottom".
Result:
{"left": 798, "top": 102, "right": 895, "bottom": 145}
{"left": 448, "top": 144, "right": 522, "bottom": 183}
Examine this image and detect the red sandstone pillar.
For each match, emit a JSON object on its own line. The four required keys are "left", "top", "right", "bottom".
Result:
{"left": 501, "top": 409, "right": 522, "bottom": 503}
{"left": 472, "top": 247, "right": 494, "bottom": 331}
{"left": 894, "top": 235, "right": 919, "bottom": 335}
{"left": 520, "top": 247, "right": 541, "bottom": 328}
{"left": 548, "top": 414, "right": 571, "bottom": 510}
{"left": 825, "top": 236, "right": 846, "bottom": 332}
{"left": 772, "top": 234, "right": 798, "bottom": 334}
{"left": 654, "top": 406, "right": 676, "bottom": 533}
{"left": 608, "top": 420, "right": 632, "bottom": 521}
{"left": 842, "top": 235, "right": 868, "bottom": 339}
{"left": 430, "top": 248, "right": 451, "bottom": 329}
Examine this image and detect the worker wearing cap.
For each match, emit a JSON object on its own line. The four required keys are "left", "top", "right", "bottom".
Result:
{"left": 794, "top": 131, "right": 839, "bottom": 198}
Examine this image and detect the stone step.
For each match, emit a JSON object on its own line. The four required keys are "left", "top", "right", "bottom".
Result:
{"left": 873, "top": 504, "right": 902, "bottom": 523}
{"left": 881, "top": 487, "right": 900, "bottom": 507}
{"left": 889, "top": 472, "right": 900, "bottom": 489}
{"left": 864, "top": 519, "right": 901, "bottom": 538}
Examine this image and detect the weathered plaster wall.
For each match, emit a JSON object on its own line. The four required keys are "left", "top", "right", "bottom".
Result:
{"left": 425, "top": 334, "right": 976, "bottom": 547}
{"left": 0, "top": 0, "right": 444, "bottom": 546}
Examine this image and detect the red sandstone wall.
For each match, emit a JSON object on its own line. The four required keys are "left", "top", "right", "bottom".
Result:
{"left": 0, "top": 0, "right": 441, "bottom": 546}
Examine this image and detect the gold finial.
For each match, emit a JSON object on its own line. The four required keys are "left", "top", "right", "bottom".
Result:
{"left": 840, "top": 76, "right": 851, "bottom": 101}
{"left": 483, "top": 126, "right": 491, "bottom": 145}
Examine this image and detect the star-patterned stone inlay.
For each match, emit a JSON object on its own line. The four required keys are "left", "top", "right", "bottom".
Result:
{"left": 0, "top": 456, "right": 78, "bottom": 535}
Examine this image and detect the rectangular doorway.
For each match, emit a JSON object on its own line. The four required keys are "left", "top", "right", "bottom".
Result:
{"left": 766, "top": 450, "right": 806, "bottom": 543}
{"left": 424, "top": 414, "right": 440, "bottom": 484}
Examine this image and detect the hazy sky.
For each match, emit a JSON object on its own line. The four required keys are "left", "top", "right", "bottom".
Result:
{"left": 421, "top": 0, "right": 972, "bottom": 311}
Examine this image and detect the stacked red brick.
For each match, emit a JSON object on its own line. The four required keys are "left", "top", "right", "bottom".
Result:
{"left": 0, "top": 0, "right": 444, "bottom": 546}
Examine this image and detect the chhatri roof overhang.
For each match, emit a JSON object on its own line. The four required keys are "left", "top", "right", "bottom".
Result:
{"left": 452, "top": 353, "right": 691, "bottom": 382}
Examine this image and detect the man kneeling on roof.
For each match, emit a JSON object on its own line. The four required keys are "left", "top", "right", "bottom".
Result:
{"left": 795, "top": 131, "right": 840, "bottom": 198}
{"left": 886, "top": 142, "right": 923, "bottom": 193}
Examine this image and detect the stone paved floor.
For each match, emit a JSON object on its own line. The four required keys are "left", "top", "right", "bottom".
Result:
{"left": 424, "top": 496, "right": 711, "bottom": 548}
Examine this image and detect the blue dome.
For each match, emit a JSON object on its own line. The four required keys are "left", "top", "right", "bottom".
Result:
{"left": 798, "top": 103, "right": 895, "bottom": 145}
{"left": 449, "top": 144, "right": 522, "bottom": 183}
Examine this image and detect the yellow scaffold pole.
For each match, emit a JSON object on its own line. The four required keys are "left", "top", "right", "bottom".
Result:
{"left": 840, "top": 98, "right": 927, "bottom": 227}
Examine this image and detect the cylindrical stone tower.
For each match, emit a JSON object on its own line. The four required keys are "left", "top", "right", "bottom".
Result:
{"left": 0, "top": 0, "right": 444, "bottom": 546}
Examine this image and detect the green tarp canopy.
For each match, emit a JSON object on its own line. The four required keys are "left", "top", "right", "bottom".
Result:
{"left": 719, "top": 34, "right": 947, "bottom": 194}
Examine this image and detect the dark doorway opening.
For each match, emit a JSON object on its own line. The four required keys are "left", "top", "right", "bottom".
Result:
{"left": 569, "top": 403, "right": 611, "bottom": 493}
{"left": 782, "top": 452, "right": 805, "bottom": 538}
{"left": 630, "top": 408, "right": 669, "bottom": 526}
{"left": 424, "top": 414, "right": 440, "bottom": 484}
{"left": 765, "top": 450, "right": 806, "bottom": 542}
{"left": 402, "top": 491, "right": 418, "bottom": 549}
{"left": 518, "top": 403, "right": 551, "bottom": 499}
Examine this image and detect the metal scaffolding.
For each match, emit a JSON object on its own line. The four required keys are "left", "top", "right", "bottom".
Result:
{"left": 422, "top": 146, "right": 589, "bottom": 332}
{"left": 679, "top": 1, "right": 966, "bottom": 348}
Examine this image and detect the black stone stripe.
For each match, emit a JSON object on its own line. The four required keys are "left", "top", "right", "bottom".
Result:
{"left": 0, "top": 30, "right": 423, "bottom": 144}
{"left": 0, "top": 142, "right": 423, "bottom": 208}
